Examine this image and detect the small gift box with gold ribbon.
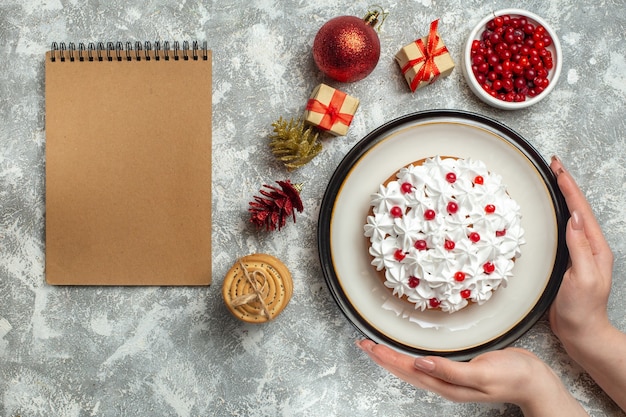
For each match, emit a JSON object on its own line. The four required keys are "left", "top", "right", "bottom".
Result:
{"left": 395, "top": 19, "right": 455, "bottom": 92}
{"left": 304, "top": 83, "right": 359, "bottom": 136}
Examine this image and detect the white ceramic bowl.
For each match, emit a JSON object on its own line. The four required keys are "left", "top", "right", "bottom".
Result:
{"left": 462, "top": 9, "right": 562, "bottom": 110}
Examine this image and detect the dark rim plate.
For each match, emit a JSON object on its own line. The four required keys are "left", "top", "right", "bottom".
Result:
{"left": 318, "top": 109, "right": 568, "bottom": 361}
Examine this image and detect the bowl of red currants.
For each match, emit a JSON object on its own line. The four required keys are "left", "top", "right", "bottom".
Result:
{"left": 462, "top": 9, "right": 562, "bottom": 110}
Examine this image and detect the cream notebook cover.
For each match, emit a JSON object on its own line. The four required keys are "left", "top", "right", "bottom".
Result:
{"left": 45, "top": 41, "right": 212, "bottom": 285}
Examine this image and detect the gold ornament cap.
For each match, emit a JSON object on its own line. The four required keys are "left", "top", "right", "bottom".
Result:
{"left": 363, "top": 6, "right": 388, "bottom": 30}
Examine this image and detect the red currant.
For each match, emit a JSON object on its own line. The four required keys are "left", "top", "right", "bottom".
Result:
{"left": 429, "top": 298, "right": 441, "bottom": 308}
{"left": 401, "top": 182, "right": 413, "bottom": 194}
{"left": 444, "top": 239, "right": 455, "bottom": 250}
{"left": 472, "top": 54, "right": 485, "bottom": 66}
{"left": 542, "top": 35, "right": 552, "bottom": 47}
{"left": 447, "top": 201, "right": 459, "bottom": 214}
{"left": 461, "top": 289, "right": 471, "bottom": 299}
{"left": 394, "top": 249, "right": 406, "bottom": 261}
{"left": 408, "top": 276, "right": 420, "bottom": 288}
{"left": 543, "top": 58, "right": 554, "bottom": 70}
{"left": 454, "top": 271, "right": 466, "bottom": 282}
{"left": 518, "top": 56, "right": 529, "bottom": 68}
{"left": 474, "top": 175, "right": 484, "bottom": 185}
{"left": 523, "top": 23, "right": 534, "bottom": 35}
{"left": 534, "top": 76, "right": 549, "bottom": 88}
{"left": 446, "top": 172, "right": 457, "bottom": 183}
{"left": 496, "top": 229, "right": 507, "bottom": 237}
{"left": 414, "top": 239, "right": 427, "bottom": 251}
{"left": 483, "top": 261, "right": 495, "bottom": 274}
{"left": 390, "top": 206, "right": 403, "bottom": 218}
{"left": 424, "top": 209, "right": 436, "bottom": 220}
{"left": 469, "top": 232, "right": 481, "bottom": 243}
{"left": 485, "top": 204, "right": 496, "bottom": 214}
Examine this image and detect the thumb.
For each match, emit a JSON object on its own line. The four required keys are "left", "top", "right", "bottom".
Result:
{"left": 566, "top": 210, "right": 595, "bottom": 273}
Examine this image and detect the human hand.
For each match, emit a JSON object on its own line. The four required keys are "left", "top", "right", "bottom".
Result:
{"left": 548, "top": 157, "right": 626, "bottom": 410}
{"left": 548, "top": 156, "right": 614, "bottom": 349}
{"left": 356, "top": 340, "right": 587, "bottom": 415}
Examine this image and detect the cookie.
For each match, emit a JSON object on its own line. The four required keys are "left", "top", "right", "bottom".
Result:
{"left": 222, "top": 253, "right": 293, "bottom": 323}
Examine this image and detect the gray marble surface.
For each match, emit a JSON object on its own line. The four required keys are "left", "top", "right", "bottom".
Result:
{"left": 1, "top": 0, "right": 625, "bottom": 416}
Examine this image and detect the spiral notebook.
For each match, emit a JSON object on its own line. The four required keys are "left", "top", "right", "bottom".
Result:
{"left": 45, "top": 41, "right": 212, "bottom": 286}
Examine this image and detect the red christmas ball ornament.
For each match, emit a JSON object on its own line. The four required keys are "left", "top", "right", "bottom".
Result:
{"left": 312, "top": 9, "right": 384, "bottom": 83}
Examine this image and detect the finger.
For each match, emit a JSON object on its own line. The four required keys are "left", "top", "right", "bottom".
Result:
{"left": 565, "top": 211, "right": 596, "bottom": 271}
{"left": 413, "top": 356, "right": 494, "bottom": 402}
{"left": 415, "top": 356, "right": 484, "bottom": 389}
{"left": 357, "top": 340, "right": 483, "bottom": 401}
{"left": 550, "top": 156, "right": 612, "bottom": 265}
{"left": 357, "top": 340, "right": 418, "bottom": 374}
{"left": 357, "top": 340, "right": 433, "bottom": 388}
{"left": 358, "top": 340, "right": 478, "bottom": 391}
{"left": 550, "top": 156, "right": 594, "bottom": 220}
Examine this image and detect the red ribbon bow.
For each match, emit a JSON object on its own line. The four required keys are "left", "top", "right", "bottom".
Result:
{"left": 306, "top": 88, "right": 354, "bottom": 131}
{"left": 401, "top": 19, "right": 449, "bottom": 92}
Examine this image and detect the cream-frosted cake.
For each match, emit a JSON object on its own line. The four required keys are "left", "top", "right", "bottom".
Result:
{"left": 364, "top": 156, "right": 525, "bottom": 313}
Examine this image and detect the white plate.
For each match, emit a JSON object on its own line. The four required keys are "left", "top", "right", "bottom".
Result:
{"left": 318, "top": 110, "right": 568, "bottom": 360}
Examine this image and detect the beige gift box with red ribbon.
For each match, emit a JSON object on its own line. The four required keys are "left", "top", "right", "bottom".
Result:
{"left": 304, "top": 83, "right": 359, "bottom": 136}
{"left": 395, "top": 20, "right": 455, "bottom": 92}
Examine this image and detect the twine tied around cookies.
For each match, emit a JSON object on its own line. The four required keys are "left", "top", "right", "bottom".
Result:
{"left": 230, "top": 259, "right": 272, "bottom": 319}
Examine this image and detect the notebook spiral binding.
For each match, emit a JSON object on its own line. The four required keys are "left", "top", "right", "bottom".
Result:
{"left": 49, "top": 41, "right": 209, "bottom": 62}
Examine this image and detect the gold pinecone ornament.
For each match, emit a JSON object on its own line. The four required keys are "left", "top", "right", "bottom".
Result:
{"left": 269, "top": 117, "right": 322, "bottom": 171}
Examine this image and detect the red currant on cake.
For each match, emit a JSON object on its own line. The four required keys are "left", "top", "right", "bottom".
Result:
{"left": 444, "top": 239, "right": 455, "bottom": 250}
{"left": 454, "top": 271, "right": 466, "bottom": 282}
{"left": 461, "top": 289, "right": 471, "bottom": 299}
{"left": 400, "top": 182, "right": 413, "bottom": 194}
{"left": 429, "top": 298, "right": 441, "bottom": 308}
{"left": 408, "top": 276, "right": 420, "bottom": 288}
{"left": 469, "top": 232, "right": 481, "bottom": 242}
{"left": 414, "top": 239, "right": 427, "bottom": 251}
{"left": 496, "top": 229, "right": 507, "bottom": 237}
{"left": 483, "top": 261, "right": 495, "bottom": 274}
{"left": 447, "top": 201, "right": 459, "bottom": 214}
{"left": 424, "top": 209, "right": 436, "bottom": 220}
{"left": 485, "top": 204, "right": 496, "bottom": 214}
{"left": 390, "top": 206, "right": 403, "bottom": 218}
{"left": 394, "top": 249, "right": 406, "bottom": 261}
{"left": 474, "top": 175, "right": 484, "bottom": 185}
{"left": 446, "top": 172, "right": 457, "bottom": 183}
